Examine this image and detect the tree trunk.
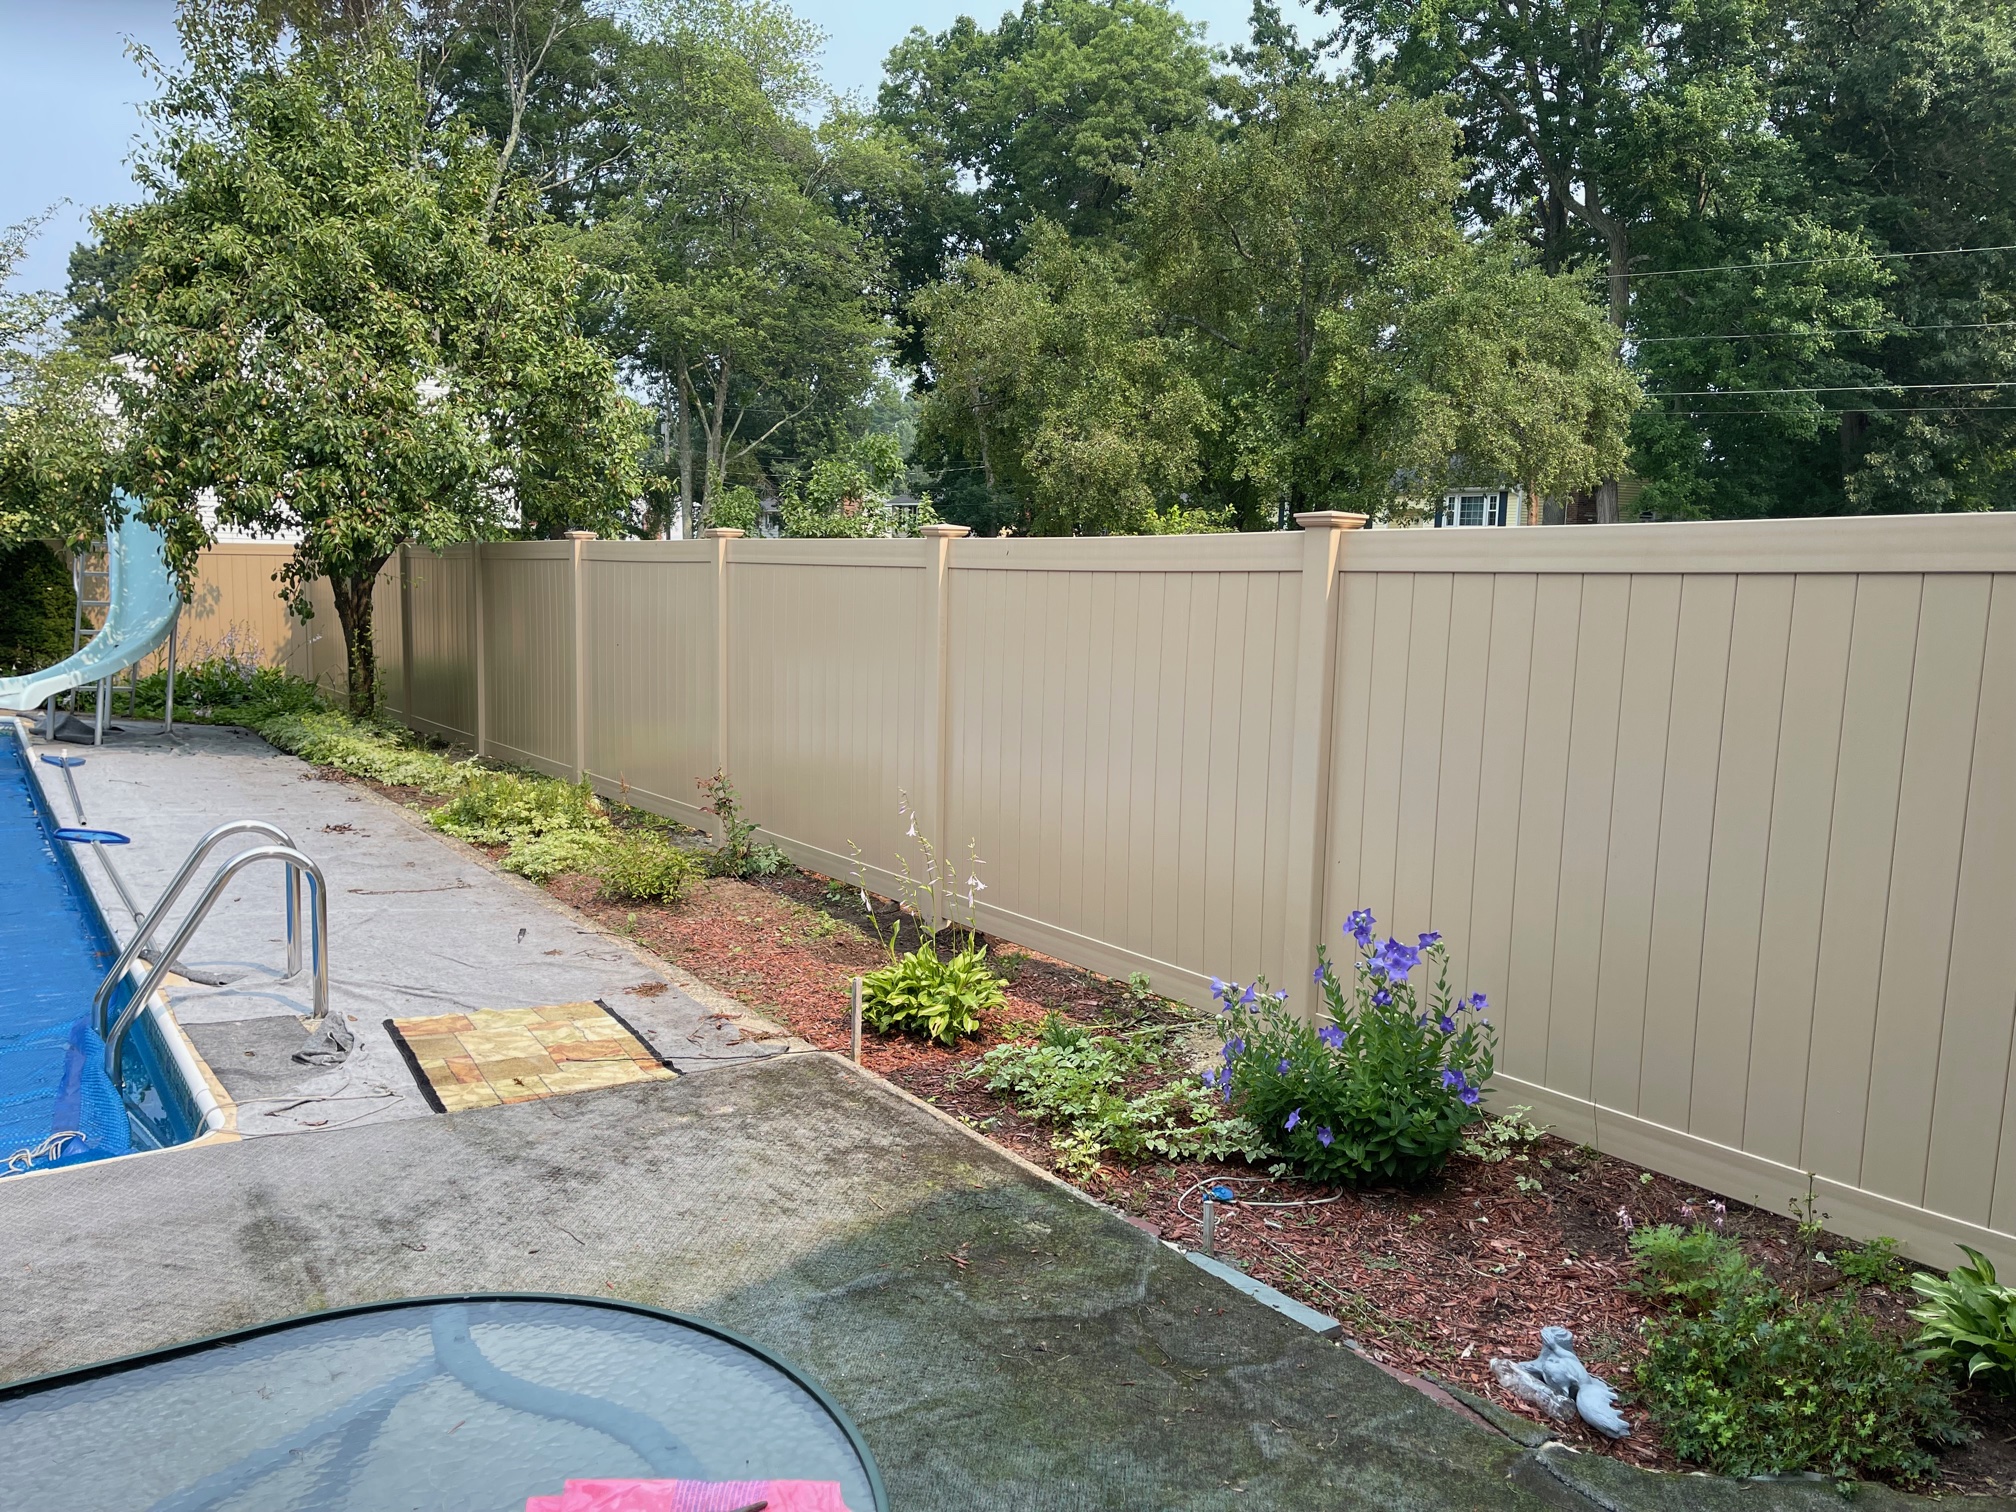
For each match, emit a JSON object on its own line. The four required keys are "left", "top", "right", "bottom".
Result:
{"left": 1594, "top": 225, "right": 1631, "bottom": 524}
{"left": 329, "top": 563, "right": 388, "bottom": 716}
{"left": 676, "top": 358, "right": 695, "bottom": 538}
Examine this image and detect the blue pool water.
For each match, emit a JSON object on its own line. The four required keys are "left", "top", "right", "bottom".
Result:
{"left": 0, "top": 729, "right": 197, "bottom": 1171}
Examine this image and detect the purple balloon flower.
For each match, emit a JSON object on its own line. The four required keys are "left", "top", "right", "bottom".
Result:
{"left": 1346, "top": 908, "right": 1377, "bottom": 948}
{"left": 1370, "top": 987, "right": 1393, "bottom": 1008}
{"left": 1284, "top": 1108, "right": 1301, "bottom": 1132}
{"left": 1461, "top": 1086, "right": 1481, "bottom": 1106}
{"left": 1418, "top": 931, "right": 1442, "bottom": 950}
{"left": 1224, "top": 1036, "right": 1245, "bottom": 1059}
{"left": 1277, "top": 1059, "right": 1291, "bottom": 1075}
{"left": 1317, "top": 1024, "right": 1345, "bottom": 1049}
{"left": 1438, "top": 1015, "right": 1456, "bottom": 1034}
{"left": 1317, "top": 1126, "right": 1333, "bottom": 1147}
{"left": 1464, "top": 991, "right": 1489, "bottom": 1014}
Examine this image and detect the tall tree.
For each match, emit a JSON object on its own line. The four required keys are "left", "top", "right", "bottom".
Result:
{"left": 106, "top": 2, "right": 643, "bottom": 708}
{"left": 1130, "top": 77, "right": 1638, "bottom": 520}
{"left": 586, "top": 0, "right": 889, "bottom": 534}
{"left": 915, "top": 223, "right": 1212, "bottom": 535}
{"left": 876, "top": 0, "right": 1218, "bottom": 367}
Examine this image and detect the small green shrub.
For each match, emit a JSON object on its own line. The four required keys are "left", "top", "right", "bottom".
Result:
{"left": 0, "top": 542, "right": 75, "bottom": 678}
{"left": 861, "top": 942, "right": 1003, "bottom": 1045}
{"left": 258, "top": 709, "right": 470, "bottom": 792}
{"left": 1460, "top": 1105, "right": 1547, "bottom": 1164}
{"left": 1630, "top": 1224, "right": 1964, "bottom": 1480}
{"left": 501, "top": 829, "right": 612, "bottom": 882}
{"left": 1211, "top": 908, "right": 1495, "bottom": 1186}
{"left": 597, "top": 833, "right": 705, "bottom": 904}
{"left": 131, "top": 639, "right": 324, "bottom": 725}
{"left": 696, "top": 769, "right": 789, "bottom": 877}
{"left": 975, "top": 1013, "right": 1272, "bottom": 1177}
{"left": 1911, "top": 1245, "right": 2016, "bottom": 1391}
{"left": 1834, "top": 1236, "right": 1905, "bottom": 1288}
{"left": 432, "top": 772, "right": 606, "bottom": 846}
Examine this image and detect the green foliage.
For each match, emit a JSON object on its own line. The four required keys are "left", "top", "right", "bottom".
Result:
{"left": 1214, "top": 914, "right": 1495, "bottom": 1186}
{"left": 0, "top": 219, "right": 120, "bottom": 552}
{"left": 596, "top": 832, "right": 706, "bottom": 904}
{"left": 499, "top": 829, "right": 613, "bottom": 883}
{"left": 256, "top": 709, "right": 472, "bottom": 792}
{"left": 916, "top": 225, "right": 1212, "bottom": 535}
{"left": 1833, "top": 1236, "right": 1905, "bottom": 1288}
{"left": 1629, "top": 1224, "right": 1965, "bottom": 1479}
{"left": 861, "top": 942, "right": 1004, "bottom": 1046}
{"left": 694, "top": 769, "right": 788, "bottom": 877}
{"left": 106, "top": 5, "right": 642, "bottom": 708}
{"left": 974, "top": 1012, "right": 1272, "bottom": 1177}
{"left": 778, "top": 433, "right": 934, "bottom": 538}
{"left": 1458, "top": 1106, "right": 1547, "bottom": 1164}
{"left": 582, "top": 0, "right": 891, "bottom": 535}
{"left": 704, "top": 484, "right": 762, "bottom": 535}
{"left": 430, "top": 772, "right": 608, "bottom": 847}
{"left": 875, "top": 0, "right": 1217, "bottom": 368}
{"left": 1911, "top": 1245, "right": 2016, "bottom": 1391}
{"left": 0, "top": 541, "right": 75, "bottom": 677}
{"left": 128, "top": 638, "right": 326, "bottom": 724}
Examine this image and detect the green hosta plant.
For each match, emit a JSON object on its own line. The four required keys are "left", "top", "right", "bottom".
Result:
{"left": 862, "top": 942, "right": 1004, "bottom": 1045}
{"left": 1209, "top": 908, "right": 1495, "bottom": 1186}
{"left": 851, "top": 793, "right": 1006, "bottom": 1045}
{"left": 1912, "top": 1246, "right": 2016, "bottom": 1390}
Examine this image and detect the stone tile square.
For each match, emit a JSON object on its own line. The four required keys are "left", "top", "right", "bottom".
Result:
{"left": 390, "top": 1001, "right": 671, "bottom": 1114}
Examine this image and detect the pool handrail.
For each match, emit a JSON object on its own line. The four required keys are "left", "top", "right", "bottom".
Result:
{"left": 90, "top": 820, "right": 306, "bottom": 1036}
{"left": 108, "top": 844, "right": 328, "bottom": 1089}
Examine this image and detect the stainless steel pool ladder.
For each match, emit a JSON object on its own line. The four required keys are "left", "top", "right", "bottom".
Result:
{"left": 98, "top": 830, "right": 329, "bottom": 1090}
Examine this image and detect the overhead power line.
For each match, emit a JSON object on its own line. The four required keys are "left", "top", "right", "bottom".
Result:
{"left": 1663, "top": 403, "right": 2016, "bottom": 416}
{"left": 1651, "top": 380, "right": 2016, "bottom": 397}
{"left": 1621, "top": 243, "right": 2016, "bottom": 281}
{"left": 1634, "top": 320, "right": 2016, "bottom": 344}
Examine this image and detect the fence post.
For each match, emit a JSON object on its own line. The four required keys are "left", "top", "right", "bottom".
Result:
{"left": 398, "top": 546, "right": 414, "bottom": 726}
{"left": 470, "top": 546, "right": 489, "bottom": 757}
{"left": 701, "top": 528, "right": 743, "bottom": 840}
{"left": 919, "top": 524, "right": 970, "bottom": 921}
{"left": 1281, "top": 511, "right": 1366, "bottom": 1006}
{"left": 565, "top": 531, "right": 596, "bottom": 782}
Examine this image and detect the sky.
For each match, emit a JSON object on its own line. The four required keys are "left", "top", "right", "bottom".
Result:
{"left": 0, "top": 0, "right": 1292, "bottom": 296}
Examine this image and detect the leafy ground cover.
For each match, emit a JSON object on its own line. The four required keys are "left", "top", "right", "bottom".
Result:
{"left": 244, "top": 694, "right": 2016, "bottom": 1494}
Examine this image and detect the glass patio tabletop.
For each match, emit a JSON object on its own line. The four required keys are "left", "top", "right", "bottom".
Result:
{"left": 0, "top": 1295, "right": 885, "bottom": 1512}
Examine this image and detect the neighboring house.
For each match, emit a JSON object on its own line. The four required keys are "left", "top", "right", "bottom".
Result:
{"left": 1433, "top": 486, "right": 1529, "bottom": 528}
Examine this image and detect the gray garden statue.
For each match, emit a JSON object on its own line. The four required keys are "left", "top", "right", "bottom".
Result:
{"left": 1489, "top": 1327, "right": 1630, "bottom": 1439}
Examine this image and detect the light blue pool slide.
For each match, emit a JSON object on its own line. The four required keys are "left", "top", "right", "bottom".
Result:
{"left": 0, "top": 500, "right": 181, "bottom": 730}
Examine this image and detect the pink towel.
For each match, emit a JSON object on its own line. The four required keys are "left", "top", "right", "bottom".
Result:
{"left": 525, "top": 1479, "right": 852, "bottom": 1512}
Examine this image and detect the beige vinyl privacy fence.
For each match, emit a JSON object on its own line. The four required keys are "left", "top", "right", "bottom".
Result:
{"left": 144, "top": 544, "right": 349, "bottom": 691}
{"left": 364, "top": 514, "right": 2016, "bottom": 1268}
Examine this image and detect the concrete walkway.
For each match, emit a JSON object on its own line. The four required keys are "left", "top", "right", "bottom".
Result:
{"left": 3, "top": 724, "right": 2000, "bottom": 1510}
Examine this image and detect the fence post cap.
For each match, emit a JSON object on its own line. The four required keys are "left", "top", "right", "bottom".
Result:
{"left": 920, "top": 524, "right": 972, "bottom": 538}
{"left": 700, "top": 528, "right": 746, "bottom": 539}
{"left": 563, "top": 530, "right": 599, "bottom": 540}
{"left": 1294, "top": 511, "right": 1369, "bottom": 531}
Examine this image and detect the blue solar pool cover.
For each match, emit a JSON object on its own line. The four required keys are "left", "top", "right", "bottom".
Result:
{"left": 0, "top": 738, "right": 131, "bottom": 1170}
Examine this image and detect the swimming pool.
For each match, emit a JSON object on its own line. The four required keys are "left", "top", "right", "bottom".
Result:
{"left": 0, "top": 720, "right": 220, "bottom": 1172}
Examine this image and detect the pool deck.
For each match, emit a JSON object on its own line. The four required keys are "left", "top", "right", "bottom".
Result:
{"left": 0, "top": 725, "right": 2003, "bottom": 1511}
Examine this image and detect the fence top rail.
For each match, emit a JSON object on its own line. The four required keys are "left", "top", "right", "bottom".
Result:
{"left": 951, "top": 533, "right": 1304, "bottom": 573}
{"left": 723, "top": 539, "right": 928, "bottom": 569}
{"left": 1343, "top": 511, "right": 2016, "bottom": 574}
{"left": 581, "top": 540, "right": 716, "bottom": 564}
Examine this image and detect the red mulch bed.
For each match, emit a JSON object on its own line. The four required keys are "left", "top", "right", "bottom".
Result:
{"left": 318, "top": 765, "right": 2016, "bottom": 1493}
